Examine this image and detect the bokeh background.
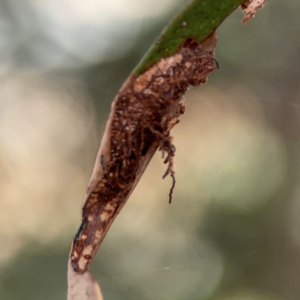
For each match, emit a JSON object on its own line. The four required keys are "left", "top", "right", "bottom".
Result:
{"left": 1, "top": 0, "right": 300, "bottom": 299}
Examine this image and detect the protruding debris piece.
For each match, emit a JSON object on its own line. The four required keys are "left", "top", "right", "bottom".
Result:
{"left": 241, "top": 0, "right": 268, "bottom": 24}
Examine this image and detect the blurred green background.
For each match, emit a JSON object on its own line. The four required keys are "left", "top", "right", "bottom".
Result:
{"left": 1, "top": 0, "right": 300, "bottom": 299}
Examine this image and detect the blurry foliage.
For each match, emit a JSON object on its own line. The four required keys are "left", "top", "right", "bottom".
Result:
{"left": 1, "top": 0, "right": 300, "bottom": 299}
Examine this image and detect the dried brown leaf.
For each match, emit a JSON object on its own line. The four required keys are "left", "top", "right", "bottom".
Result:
{"left": 69, "top": 32, "right": 218, "bottom": 275}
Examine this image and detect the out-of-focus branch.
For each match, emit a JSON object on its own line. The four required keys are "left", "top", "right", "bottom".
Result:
{"left": 67, "top": 261, "right": 103, "bottom": 300}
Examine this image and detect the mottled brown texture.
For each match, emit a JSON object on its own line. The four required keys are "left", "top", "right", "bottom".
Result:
{"left": 70, "top": 33, "right": 218, "bottom": 274}
{"left": 241, "top": 0, "right": 268, "bottom": 23}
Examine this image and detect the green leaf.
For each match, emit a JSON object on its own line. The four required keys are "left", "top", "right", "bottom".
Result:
{"left": 134, "top": 0, "right": 245, "bottom": 76}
